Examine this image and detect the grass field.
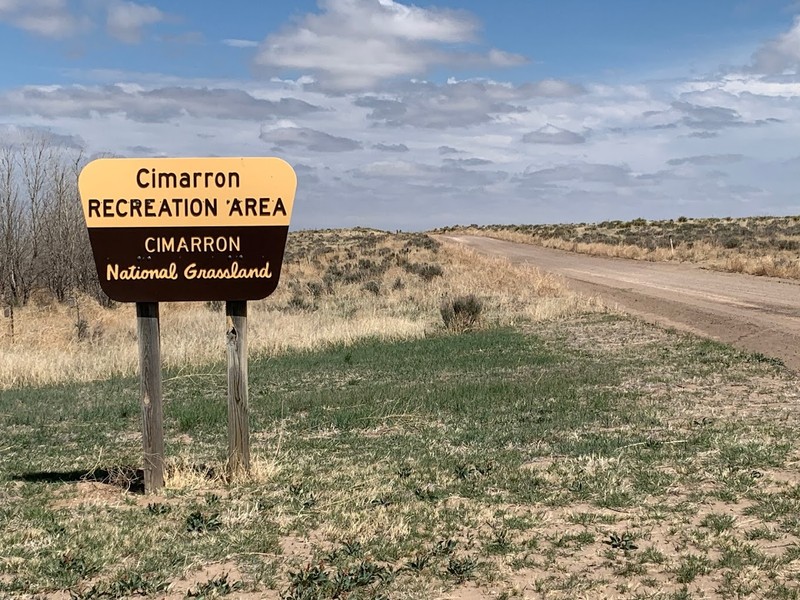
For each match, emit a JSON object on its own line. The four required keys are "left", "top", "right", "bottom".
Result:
{"left": 2, "top": 312, "right": 799, "bottom": 599}
{"left": 2, "top": 229, "right": 799, "bottom": 599}
{"left": 439, "top": 215, "right": 800, "bottom": 279}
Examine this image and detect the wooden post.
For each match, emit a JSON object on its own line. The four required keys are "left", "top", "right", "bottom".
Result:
{"left": 226, "top": 300, "right": 250, "bottom": 476}
{"left": 4, "top": 304, "right": 13, "bottom": 341}
{"left": 136, "top": 302, "right": 164, "bottom": 492}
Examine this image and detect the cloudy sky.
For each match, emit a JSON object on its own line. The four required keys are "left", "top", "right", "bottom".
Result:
{"left": 2, "top": 0, "right": 800, "bottom": 229}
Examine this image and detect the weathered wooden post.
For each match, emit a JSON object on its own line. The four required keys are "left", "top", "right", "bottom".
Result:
{"left": 226, "top": 300, "right": 249, "bottom": 475}
{"left": 137, "top": 301, "right": 164, "bottom": 491}
{"left": 3, "top": 304, "right": 12, "bottom": 341}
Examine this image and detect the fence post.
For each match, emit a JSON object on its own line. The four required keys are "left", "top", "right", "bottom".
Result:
{"left": 226, "top": 300, "right": 250, "bottom": 476}
{"left": 137, "top": 301, "right": 164, "bottom": 492}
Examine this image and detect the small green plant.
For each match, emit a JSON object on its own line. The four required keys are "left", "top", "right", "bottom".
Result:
{"left": 282, "top": 560, "right": 390, "bottom": 600}
{"left": 674, "top": 554, "right": 711, "bottom": 584}
{"left": 185, "top": 511, "right": 222, "bottom": 533}
{"left": 302, "top": 492, "right": 318, "bottom": 510}
{"left": 605, "top": 532, "right": 638, "bottom": 551}
{"left": 405, "top": 553, "right": 431, "bottom": 572}
{"left": 447, "top": 556, "right": 478, "bottom": 582}
{"left": 334, "top": 561, "right": 389, "bottom": 592}
{"left": 699, "top": 512, "right": 735, "bottom": 534}
{"left": 340, "top": 540, "right": 363, "bottom": 557}
{"left": 486, "top": 525, "right": 513, "bottom": 554}
{"left": 58, "top": 550, "right": 98, "bottom": 580}
{"left": 146, "top": 502, "right": 170, "bottom": 515}
{"left": 455, "top": 463, "right": 475, "bottom": 479}
{"left": 413, "top": 485, "right": 441, "bottom": 502}
{"left": 186, "top": 573, "right": 241, "bottom": 598}
{"left": 284, "top": 564, "right": 330, "bottom": 599}
{"left": 433, "top": 539, "right": 458, "bottom": 556}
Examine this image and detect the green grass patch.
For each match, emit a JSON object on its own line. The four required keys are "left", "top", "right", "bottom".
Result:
{"left": 1, "top": 318, "right": 799, "bottom": 598}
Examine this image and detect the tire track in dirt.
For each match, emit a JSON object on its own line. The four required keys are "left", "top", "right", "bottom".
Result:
{"left": 441, "top": 235, "right": 800, "bottom": 371}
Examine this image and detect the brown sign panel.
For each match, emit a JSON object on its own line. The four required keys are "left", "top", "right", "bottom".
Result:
{"left": 78, "top": 157, "right": 297, "bottom": 302}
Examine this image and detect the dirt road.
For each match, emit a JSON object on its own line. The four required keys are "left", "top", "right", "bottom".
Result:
{"left": 442, "top": 235, "right": 800, "bottom": 371}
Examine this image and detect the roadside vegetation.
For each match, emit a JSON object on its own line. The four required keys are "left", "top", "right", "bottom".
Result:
{"left": 0, "top": 229, "right": 591, "bottom": 389}
{"left": 438, "top": 215, "right": 800, "bottom": 279}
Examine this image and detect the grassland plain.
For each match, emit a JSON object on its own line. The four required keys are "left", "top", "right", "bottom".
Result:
{"left": 1, "top": 230, "right": 800, "bottom": 599}
{"left": 437, "top": 215, "right": 800, "bottom": 279}
{"left": 0, "top": 230, "right": 590, "bottom": 389}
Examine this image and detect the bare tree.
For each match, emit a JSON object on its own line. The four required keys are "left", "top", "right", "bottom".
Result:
{"left": 0, "top": 144, "right": 29, "bottom": 307}
{"left": 20, "top": 134, "right": 55, "bottom": 294}
{"left": 39, "top": 147, "right": 89, "bottom": 302}
{"left": 0, "top": 132, "right": 111, "bottom": 311}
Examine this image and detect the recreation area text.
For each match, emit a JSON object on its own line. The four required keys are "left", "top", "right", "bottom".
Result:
{"left": 87, "top": 197, "right": 287, "bottom": 219}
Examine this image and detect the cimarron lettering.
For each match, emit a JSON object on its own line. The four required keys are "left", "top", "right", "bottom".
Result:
{"left": 144, "top": 236, "right": 241, "bottom": 253}
{"left": 106, "top": 262, "right": 273, "bottom": 281}
{"left": 136, "top": 168, "right": 241, "bottom": 189}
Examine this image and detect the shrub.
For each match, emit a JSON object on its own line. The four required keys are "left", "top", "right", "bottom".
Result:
{"left": 307, "top": 281, "right": 325, "bottom": 298}
{"left": 361, "top": 281, "right": 380, "bottom": 296}
{"left": 403, "top": 234, "right": 441, "bottom": 252}
{"left": 719, "top": 236, "right": 741, "bottom": 249}
{"left": 287, "top": 293, "right": 314, "bottom": 311}
{"left": 404, "top": 262, "right": 444, "bottom": 281}
{"left": 440, "top": 295, "right": 483, "bottom": 332}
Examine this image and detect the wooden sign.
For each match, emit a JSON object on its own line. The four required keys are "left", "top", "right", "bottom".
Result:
{"left": 78, "top": 157, "right": 297, "bottom": 302}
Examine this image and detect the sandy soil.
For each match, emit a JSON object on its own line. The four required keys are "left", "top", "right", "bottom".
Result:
{"left": 440, "top": 235, "right": 800, "bottom": 371}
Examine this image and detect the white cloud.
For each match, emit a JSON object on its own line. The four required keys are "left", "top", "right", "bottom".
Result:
{"left": 523, "top": 124, "right": 586, "bottom": 145}
{"left": 223, "top": 38, "right": 259, "bottom": 48}
{"left": 0, "top": 0, "right": 88, "bottom": 38}
{"left": 0, "top": 0, "right": 165, "bottom": 41}
{"left": 260, "top": 125, "right": 362, "bottom": 152}
{"left": 373, "top": 142, "right": 409, "bottom": 152}
{"left": 0, "top": 84, "right": 323, "bottom": 122}
{"left": 107, "top": 1, "right": 164, "bottom": 43}
{"left": 752, "top": 16, "right": 800, "bottom": 73}
{"left": 254, "top": 0, "right": 526, "bottom": 92}
{"left": 487, "top": 48, "right": 528, "bottom": 68}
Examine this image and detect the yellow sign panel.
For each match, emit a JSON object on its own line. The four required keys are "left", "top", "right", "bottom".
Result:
{"left": 79, "top": 157, "right": 297, "bottom": 228}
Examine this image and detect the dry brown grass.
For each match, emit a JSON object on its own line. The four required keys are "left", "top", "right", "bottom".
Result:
{"left": 0, "top": 229, "right": 596, "bottom": 389}
{"left": 451, "top": 217, "right": 800, "bottom": 280}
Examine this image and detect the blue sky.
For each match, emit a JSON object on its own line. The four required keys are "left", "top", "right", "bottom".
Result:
{"left": 2, "top": 0, "right": 800, "bottom": 229}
